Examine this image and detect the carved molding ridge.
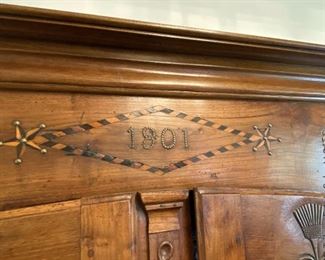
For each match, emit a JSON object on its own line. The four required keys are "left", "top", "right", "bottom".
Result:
{"left": 0, "top": 106, "right": 282, "bottom": 173}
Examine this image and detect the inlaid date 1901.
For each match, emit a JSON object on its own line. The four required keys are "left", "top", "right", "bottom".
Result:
{"left": 127, "top": 127, "right": 189, "bottom": 150}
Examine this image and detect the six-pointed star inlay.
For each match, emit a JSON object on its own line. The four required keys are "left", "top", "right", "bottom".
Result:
{"left": 0, "top": 108, "right": 283, "bottom": 168}
{"left": 252, "top": 124, "right": 282, "bottom": 156}
{"left": 0, "top": 121, "right": 47, "bottom": 164}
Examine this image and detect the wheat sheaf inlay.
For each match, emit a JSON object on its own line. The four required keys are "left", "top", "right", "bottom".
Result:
{"left": 0, "top": 106, "right": 282, "bottom": 173}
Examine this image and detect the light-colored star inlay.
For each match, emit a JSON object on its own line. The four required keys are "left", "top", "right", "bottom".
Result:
{"left": 0, "top": 121, "right": 47, "bottom": 164}
{"left": 252, "top": 123, "right": 282, "bottom": 156}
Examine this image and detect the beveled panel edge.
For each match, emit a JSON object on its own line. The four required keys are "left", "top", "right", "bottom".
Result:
{"left": 196, "top": 187, "right": 325, "bottom": 197}
{"left": 81, "top": 192, "right": 136, "bottom": 206}
{"left": 0, "top": 199, "right": 81, "bottom": 220}
{"left": 141, "top": 190, "right": 188, "bottom": 205}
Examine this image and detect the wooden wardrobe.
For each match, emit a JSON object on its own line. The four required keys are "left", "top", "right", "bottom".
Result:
{"left": 0, "top": 4, "right": 324, "bottom": 260}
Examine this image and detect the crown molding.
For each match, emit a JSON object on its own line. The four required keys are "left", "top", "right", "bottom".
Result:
{"left": 0, "top": 4, "right": 325, "bottom": 101}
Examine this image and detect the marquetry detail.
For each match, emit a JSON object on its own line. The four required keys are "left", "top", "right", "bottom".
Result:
{"left": 127, "top": 127, "right": 136, "bottom": 149}
{"left": 142, "top": 127, "right": 157, "bottom": 150}
{"left": 294, "top": 203, "right": 325, "bottom": 260}
{"left": 0, "top": 106, "right": 282, "bottom": 172}
{"left": 36, "top": 105, "right": 263, "bottom": 173}
{"left": 161, "top": 128, "right": 177, "bottom": 150}
{"left": 182, "top": 128, "right": 189, "bottom": 149}
{"left": 252, "top": 124, "right": 282, "bottom": 155}
{"left": 0, "top": 121, "right": 47, "bottom": 164}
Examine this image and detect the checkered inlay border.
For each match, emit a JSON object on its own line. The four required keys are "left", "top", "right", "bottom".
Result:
{"left": 34, "top": 106, "right": 261, "bottom": 174}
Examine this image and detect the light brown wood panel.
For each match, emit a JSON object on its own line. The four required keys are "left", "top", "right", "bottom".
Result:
{"left": 146, "top": 205, "right": 181, "bottom": 234}
{"left": 195, "top": 188, "right": 325, "bottom": 260}
{"left": 81, "top": 193, "right": 148, "bottom": 260}
{"left": 149, "top": 231, "right": 180, "bottom": 260}
{"left": 0, "top": 92, "right": 324, "bottom": 210}
{"left": 195, "top": 192, "right": 245, "bottom": 260}
{"left": 0, "top": 200, "right": 81, "bottom": 259}
{"left": 142, "top": 190, "right": 193, "bottom": 260}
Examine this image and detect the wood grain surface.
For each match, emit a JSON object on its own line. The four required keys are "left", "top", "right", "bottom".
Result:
{"left": 195, "top": 188, "right": 325, "bottom": 260}
{"left": 0, "top": 193, "right": 148, "bottom": 260}
{"left": 0, "top": 5, "right": 325, "bottom": 260}
{"left": 142, "top": 190, "right": 193, "bottom": 260}
{"left": 0, "top": 4, "right": 325, "bottom": 101}
{"left": 0, "top": 92, "right": 324, "bottom": 210}
{"left": 0, "top": 200, "right": 81, "bottom": 259}
{"left": 81, "top": 193, "right": 148, "bottom": 260}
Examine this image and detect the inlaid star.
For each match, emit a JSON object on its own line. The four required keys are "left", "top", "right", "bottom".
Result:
{"left": 0, "top": 121, "right": 47, "bottom": 164}
{"left": 252, "top": 123, "right": 281, "bottom": 156}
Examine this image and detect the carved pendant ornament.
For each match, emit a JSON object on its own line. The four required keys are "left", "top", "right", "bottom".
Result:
{"left": 0, "top": 106, "right": 282, "bottom": 172}
{"left": 294, "top": 203, "right": 325, "bottom": 260}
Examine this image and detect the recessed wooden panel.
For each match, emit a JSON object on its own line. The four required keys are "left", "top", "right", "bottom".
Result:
{"left": 0, "top": 200, "right": 81, "bottom": 260}
{"left": 81, "top": 193, "right": 148, "bottom": 260}
{"left": 195, "top": 192, "right": 245, "bottom": 260}
{"left": 147, "top": 206, "right": 181, "bottom": 234}
{"left": 195, "top": 188, "right": 325, "bottom": 260}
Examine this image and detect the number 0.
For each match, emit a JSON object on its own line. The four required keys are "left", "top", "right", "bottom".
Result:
{"left": 161, "top": 128, "right": 176, "bottom": 150}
